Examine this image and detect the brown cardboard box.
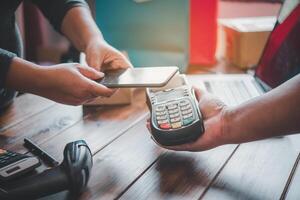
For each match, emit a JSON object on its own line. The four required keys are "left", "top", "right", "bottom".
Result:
{"left": 220, "top": 17, "right": 276, "bottom": 69}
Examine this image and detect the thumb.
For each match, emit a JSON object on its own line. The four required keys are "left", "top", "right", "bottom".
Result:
{"left": 86, "top": 48, "right": 104, "bottom": 71}
{"left": 102, "top": 50, "right": 133, "bottom": 70}
{"left": 193, "top": 86, "right": 206, "bottom": 102}
{"left": 78, "top": 65, "right": 104, "bottom": 80}
{"left": 88, "top": 80, "right": 116, "bottom": 97}
{"left": 107, "top": 57, "right": 133, "bottom": 70}
{"left": 198, "top": 92, "right": 226, "bottom": 119}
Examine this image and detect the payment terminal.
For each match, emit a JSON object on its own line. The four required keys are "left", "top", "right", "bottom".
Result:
{"left": 146, "top": 74, "right": 204, "bottom": 146}
{"left": 0, "top": 149, "right": 40, "bottom": 182}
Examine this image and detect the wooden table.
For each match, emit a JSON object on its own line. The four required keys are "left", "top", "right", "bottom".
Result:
{"left": 1, "top": 75, "right": 300, "bottom": 200}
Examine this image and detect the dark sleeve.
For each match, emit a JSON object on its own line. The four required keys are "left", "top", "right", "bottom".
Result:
{"left": 0, "top": 49, "right": 16, "bottom": 88}
{"left": 30, "top": 0, "right": 89, "bottom": 32}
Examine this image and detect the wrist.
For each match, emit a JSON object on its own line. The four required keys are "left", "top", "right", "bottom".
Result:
{"left": 83, "top": 35, "right": 106, "bottom": 52}
{"left": 220, "top": 107, "right": 237, "bottom": 145}
{"left": 32, "top": 66, "right": 51, "bottom": 94}
{"left": 6, "top": 57, "right": 43, "bottom": 93}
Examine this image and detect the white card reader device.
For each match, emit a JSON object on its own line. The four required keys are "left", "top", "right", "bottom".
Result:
{"left": 146, "top": 74, "right": 204, "bottom": 146}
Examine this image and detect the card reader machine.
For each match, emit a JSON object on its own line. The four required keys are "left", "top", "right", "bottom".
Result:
{"left": 146, "top": 74, "right": 204, "bottom": 146}
{"left": 0, "top": 149, "right": 40, "bottom": 182}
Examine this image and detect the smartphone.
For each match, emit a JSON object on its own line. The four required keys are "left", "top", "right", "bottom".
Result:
{"left": 98, "top": 66, "right": 179, "bottom": 88}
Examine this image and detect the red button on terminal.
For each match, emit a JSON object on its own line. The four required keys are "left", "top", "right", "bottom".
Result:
{"left": 160, "top": 123, "right": 171, "bottom": 129}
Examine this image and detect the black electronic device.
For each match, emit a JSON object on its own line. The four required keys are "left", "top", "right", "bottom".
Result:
{"left": 0, "top": 140, "right": 93, "bottom": 199}
{"left": 0, "top": 149, "right": 40, "bottom": 182}
{"left": 146, "top": 74, "right": 205, "bottom": 146}
{"left": 24, "top": 138, "right": 59, "bottom": 167}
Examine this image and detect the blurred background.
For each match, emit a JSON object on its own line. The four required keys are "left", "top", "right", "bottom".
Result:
{"left": 16, "top": 0, "right": 282, "bottom": 73}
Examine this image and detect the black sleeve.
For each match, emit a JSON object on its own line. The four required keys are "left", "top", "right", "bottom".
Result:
{"left": 30, "top": 0, "right": 89, "bottom": 32}
{"left": 0, "top": 48, "right": 16, "bottom": 88}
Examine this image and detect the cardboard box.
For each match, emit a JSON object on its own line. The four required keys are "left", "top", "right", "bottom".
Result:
{"left": 80, "top": 53, "right": 133, "bottom": 106}
{"left": 220, "top": 16, "right": 276, "bottom": 69}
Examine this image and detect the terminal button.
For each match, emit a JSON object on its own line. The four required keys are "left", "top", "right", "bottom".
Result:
{"left": 168, "top": 109, "right": 179, "bottom": 114}
{"left": 156, "top": 111, "right": 167, "bottom": 116}
{"left": 183, "top": 113, "right": 193, "bottom": 119}
{"left": 179, "top": 100, "right": 189, "bottom": 106}
{"left": 157, "top": 115, "right": 167, "bottom": 121}
{"left": 170, "top": 117, "right": 181, "bottom": 123}
{"left": 183, "top": 118, "right": 194, "bottom": 126}
{"left": 180, "top": 104, "right": 191, "bottom": 111}
{"left": 169, "top": 113, "right": 180, "bottom": 118}
{"left": 155, "top": 106, "right": 166, "bottom": 112}
{"left": 160, "top": 123, "right": 171, "bottom": 129}
{"left": 157, "top": 119, "right": 168, "bottom": 125}
{"left": 167, "top": 104, "right": 178, "bottom": 110}
{"left": 182, "top": 109, "right": 193, "bottom": 115}
{"left": 171, "top": 122, "right": 182, "bottom": 129}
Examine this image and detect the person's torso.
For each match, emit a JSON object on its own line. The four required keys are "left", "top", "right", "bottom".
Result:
{"left": 0, "top": 0, "right": 23, "bottom": 56}
{"left": 0, "top": 0, "right": 23, "bottom": 111}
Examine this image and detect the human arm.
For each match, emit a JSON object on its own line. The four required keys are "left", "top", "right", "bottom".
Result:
{"left": 61, "top": 6, "right": 132, "bottom": 71}
{"left": 156, "top": 74, "right": 300, "bottom": 151}
{"left": 4, "top": 57, "right": 115, "bottom": 105}
{"left": 31, "top": 0, "right": 132, "bottom": 71}
{"left": 0, "top": 48, "right": 16, "bottom": 88}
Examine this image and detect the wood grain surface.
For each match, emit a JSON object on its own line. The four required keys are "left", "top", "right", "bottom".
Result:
{"left": 0, "top": 94, "right": 55, "bottom": 132}
{"left": 284, "top": 153, "right": 300, "bottom": 200}
{"left": 0, "top": 76, "right": 299, "bottom": 200}
{"left": 201, "top": 137, "right": 299, "bottom": 200}
{"left": 120, "top": 145, "right": 237, "bottom": 200}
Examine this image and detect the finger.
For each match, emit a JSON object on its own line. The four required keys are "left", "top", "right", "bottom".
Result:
{"left": 163, "top": 136, "right": 212, "bottom": 152}
{"left": 103, "top": 60, "right": 132, "bottom": 71}
{"left": 147, "top": 128, "right": 212, "bottom": 152}
{"left": 88, "top": 81, "right": 116, "bottom": 97}
{"left": 201, "top": 98, "right": 226, "bottom": 119}
{"left": 86, "top": 50, "right": 103, "bottom": 71}
{"left": 102, "top": 52, "right": 133, "bottom": 70}
{"left": 110, "top": 59, "right": 132, "bottom": 70}
{"left": 78, "top": 65, "right": 104, "bottom": 80}
{"left": 193, "top": 87, "right": 215, "bottom": 118}
{"left": 115, "top": 55, "right": 133, "bottom": 68}
{"left": 146, "top": 121, "right": 151, "bottom": 132}
{"left": 193, "top": 86, "right": 207, "bottom": 102}
{"left": 162, "top": 143, "right": 194, "bottom": 151}
{"left": 165, "top": 118, "right": 221, "bottom": 152}
{"left": 82, "top": 98, "right": 96, "bottom": 104}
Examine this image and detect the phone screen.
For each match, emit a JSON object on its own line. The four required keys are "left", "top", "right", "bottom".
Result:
{"left": 99, "top": 67, "right": 178, "bottom": 88}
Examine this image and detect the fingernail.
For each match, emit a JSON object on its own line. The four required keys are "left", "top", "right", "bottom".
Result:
{"left": 97, "top": 71, "right": 105, "bottom": 78}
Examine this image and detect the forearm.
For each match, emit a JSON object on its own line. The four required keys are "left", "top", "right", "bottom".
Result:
{"left": 5, "top": 57, "right": 44, "bottom": 94}
{"left": 225, "top": 74, "right": 300, "bottom": 144}
{"left": 5, "top": 57, "right": 114, "bottom": 105}
{"left": 61, "top": 6, "right": 103, "bottom": 52}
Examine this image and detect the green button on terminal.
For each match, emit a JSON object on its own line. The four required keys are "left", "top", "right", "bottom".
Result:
{"left": 183, "top": 118, "right": 194, "bottom": 126}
